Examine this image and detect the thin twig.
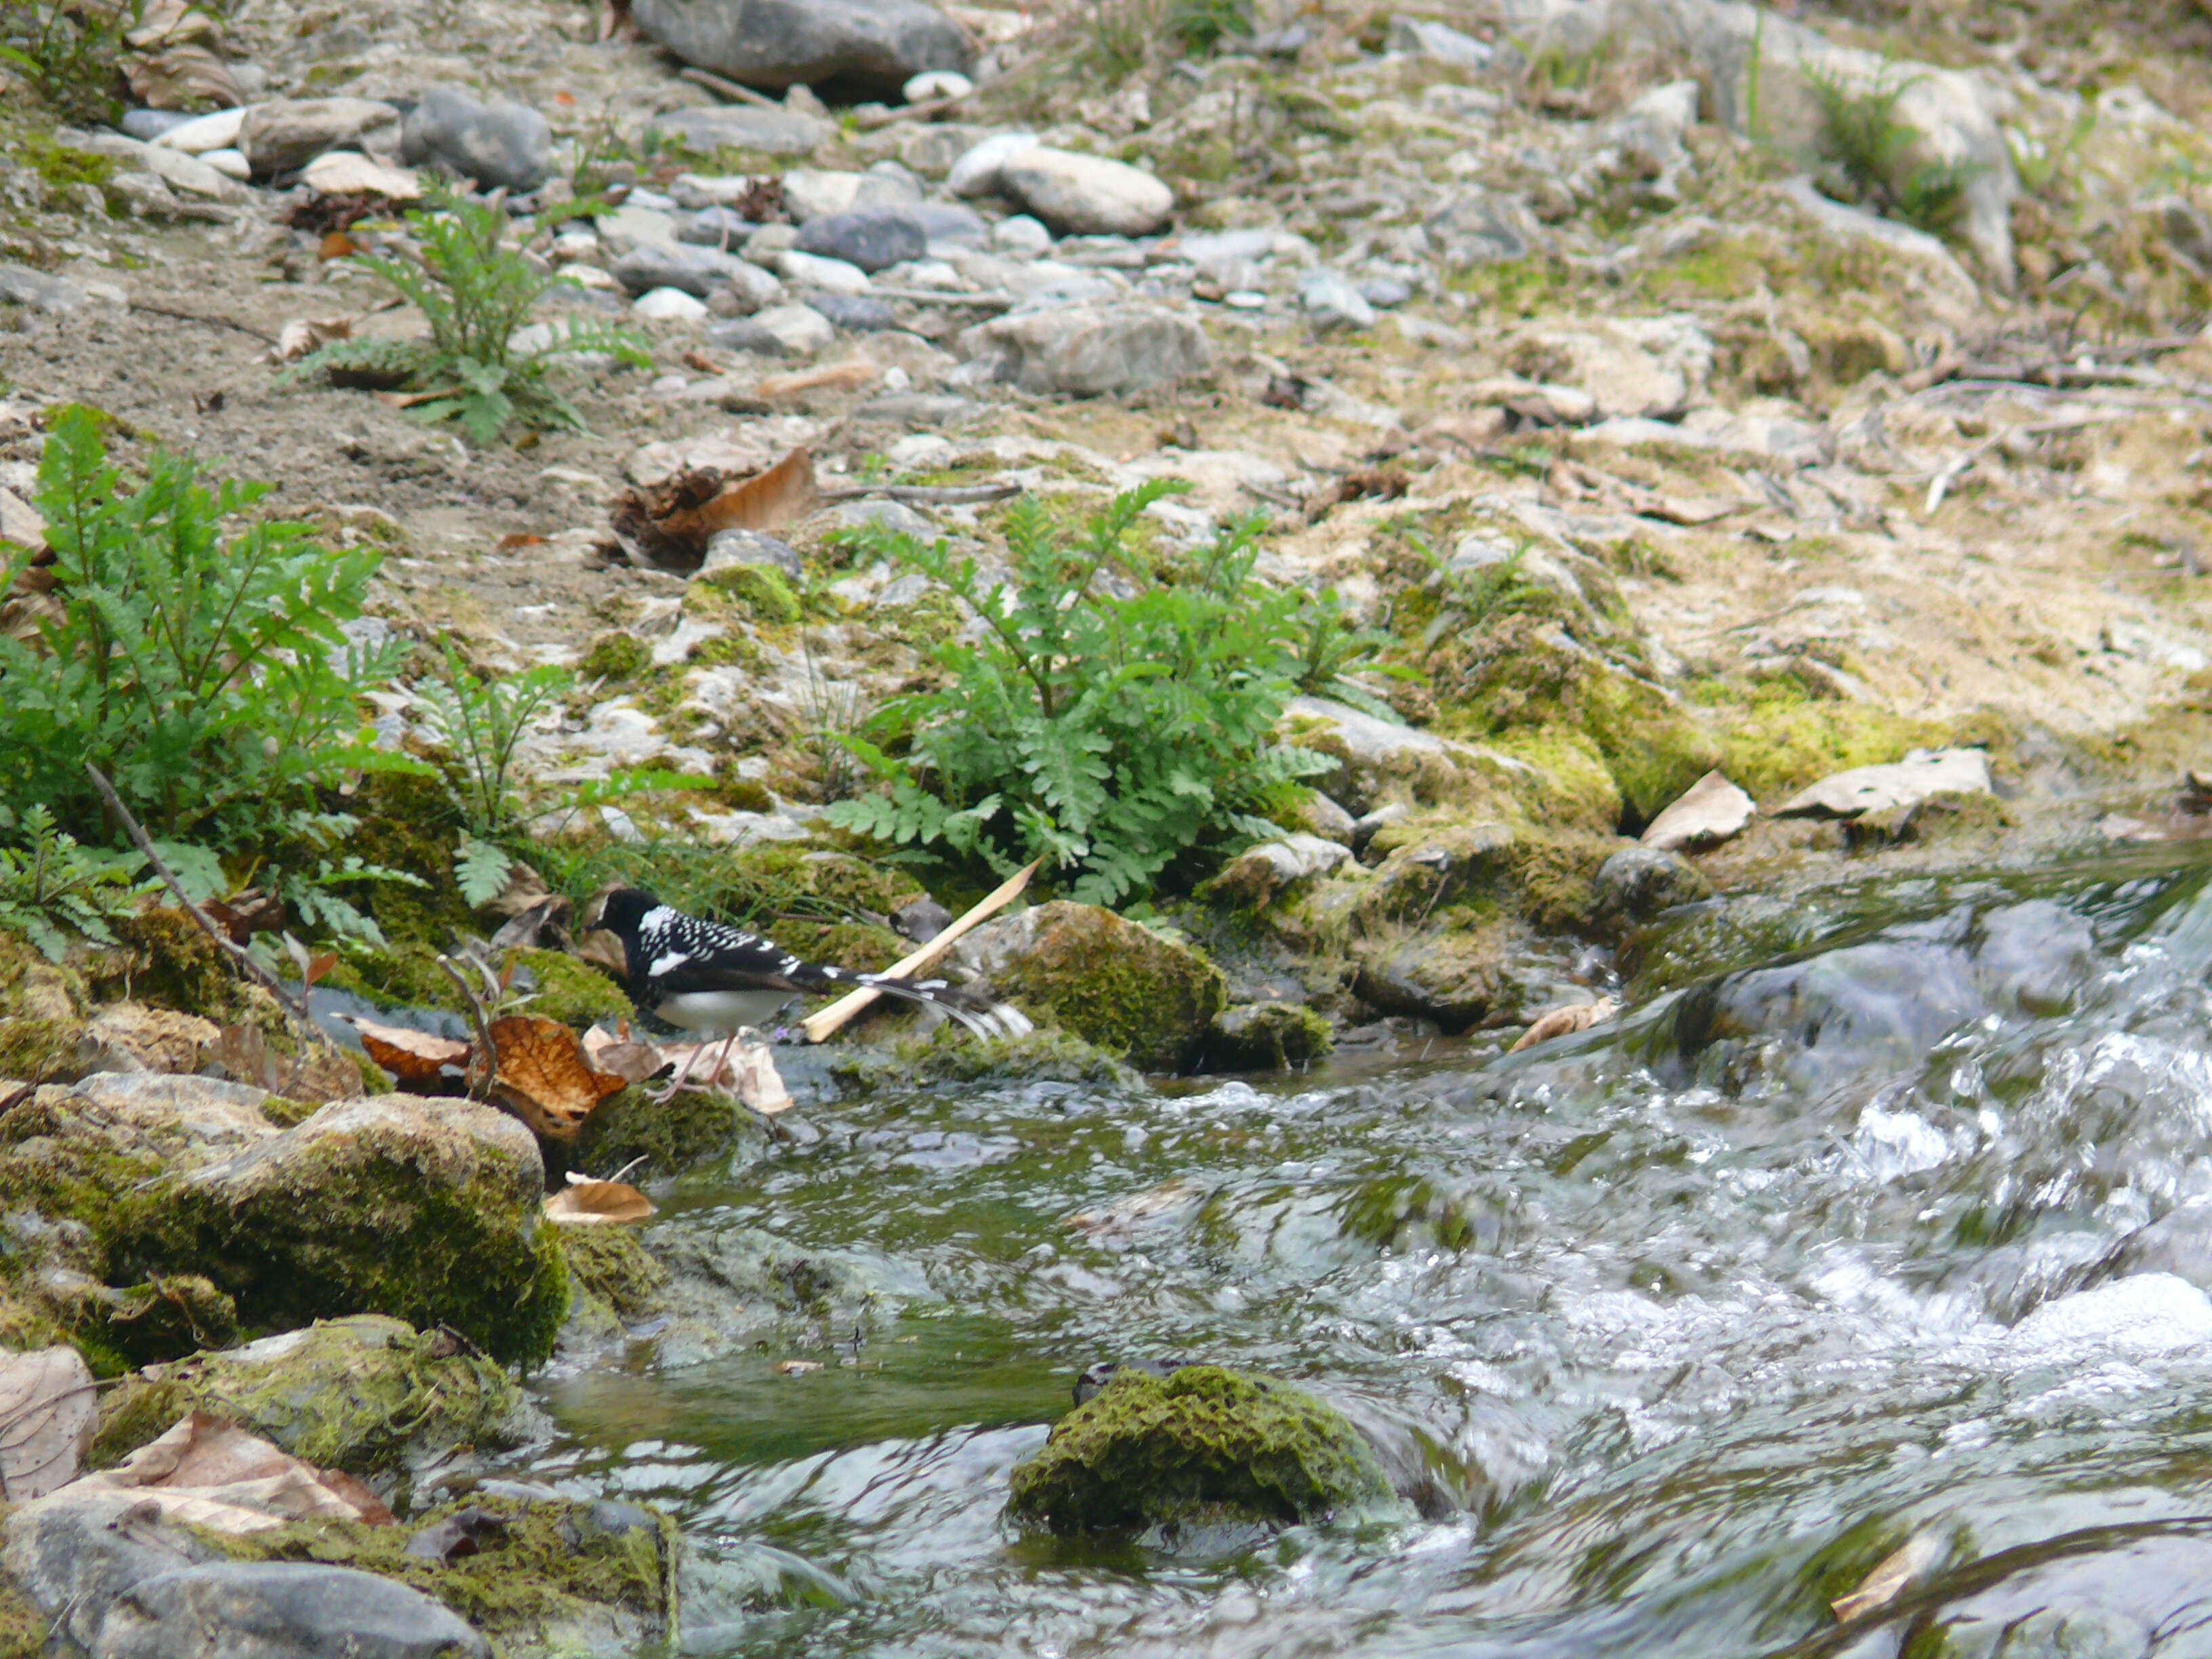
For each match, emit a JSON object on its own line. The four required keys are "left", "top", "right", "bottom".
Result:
{"left": 436, "top": 954, "right": 497, "bottom": 1101}
{"left": 676, "top": 66, "right": 783, "bottom": 110}
{"left": 127, "top": 302, "right": 279, "bottom": 346}
{"left": 83, "top": 763, "right": 309, "bottom": 1021}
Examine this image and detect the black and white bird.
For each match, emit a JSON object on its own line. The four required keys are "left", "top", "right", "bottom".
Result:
{"left": 590, "top": 887, "right": 1030, "bottom": 1059}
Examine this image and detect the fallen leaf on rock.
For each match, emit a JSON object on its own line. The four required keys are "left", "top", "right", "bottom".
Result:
{"left": 1831, "top": 1534, "right": 1943, "bottom": 1622}
{"left": 1641, "top": 769, "right": 1757, "bottom": 853}
{"left": 203, "top": 886, "right": 285, "bottom": 943}
{"left": 344, "top": 1015, "right": 471, "bottom": 1086}
{"left": 582, "top": 1023, "right": 666, "bottom": 1086}
{"left": 754, "top": 361, "right": 879, "bottom": 401}
{"left": 1509, "top": 997, "right": 1619, "bottom": 1053}
{"left": 573, "top": 926, "right": 630, "bottom": 981}
{"left": 657, "top": 1039, "right": 792, "bottom": 1112}
{"left": 600, "top": 447, "right": 817, "bottom": 570}
{"left": 490, "top": 1013, "right": 627, "bottom": 1140}
{"left": 0, "top": 1346, "right": 96, "bottom": 1500}
{"left": 775, "top": 1359, "right": 822, "bottom": 1376}
{"left": 264, "top": 315, "right": 352, "bottom": 365}
{"left": 125, "top": 43, "right": 240, "bottom": 109}
{"left": 79, "top": 1410, "right": 391, "bottom": 1532}
{"left": 544, "top": 1178, "right": 655, "bottom": 1225}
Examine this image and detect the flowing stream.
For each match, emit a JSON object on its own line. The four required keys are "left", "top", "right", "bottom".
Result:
{"left": 533, "top": 844, "right": 2212, "bottom": 1657}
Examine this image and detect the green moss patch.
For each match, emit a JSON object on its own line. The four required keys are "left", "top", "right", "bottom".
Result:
{"left": 574, "top": 1083, "right": 758, "bottom": 1179}
{"left": 580, "top": 630, "right": 651, "bottom": 681}
{"left": 512, "top": 947, "right": 630, "bottom": 1027}
{"left": 1204, "top": 1002, "right": 1332, "bottom": 1071}
{"left": 692, "top": 563, "right": 802, "bottom": 624}
{"left": 558, "top": 1224, "right": 670, "bottom": 1321}
{"left": 975, "top": 903, "right": 1227, "bottom": 1073}
{"left": 1006, "top": 1364, "right": 1390, "bottom": 1534}
{"left": 830, "top": 1026, "right": 1141, "bottom": 1092}
{"left": 91, "top": 1314, "right": 520, "bottom": 1473}
{"left": 201, "top": 1491, "right": 676, "bottom": 1647}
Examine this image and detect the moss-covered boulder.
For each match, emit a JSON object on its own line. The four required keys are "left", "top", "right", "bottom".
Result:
{"left": 0, "top": 1076, "right": 567, "bottom": 1368}
{"left": 1204, "top": 1003, "right": 1333, "bottom": 1071}
{"left": 1351, "top": 920, "right": 1515, "bottom": 1031}
{"left": 959, "top": 903, "right": 1227, "bottom": 1073}
{"left": 91, "top": 1315, "right": 522, "bottom": 1475}
{"left": 573, "top": 1082, "right": 760, "bottom": 1179}
{"left": 1005, "top": 1364, "right": 1391, "bottom": 1535}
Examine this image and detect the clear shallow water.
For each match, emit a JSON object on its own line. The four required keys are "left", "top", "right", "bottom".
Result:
{"left": 535, "top": 846, "right": 2212, "bottom": 1657}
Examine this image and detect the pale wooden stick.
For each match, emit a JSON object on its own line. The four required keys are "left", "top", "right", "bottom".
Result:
{"left": 800, "top": 859, "right": 1040, "bottom": 1044}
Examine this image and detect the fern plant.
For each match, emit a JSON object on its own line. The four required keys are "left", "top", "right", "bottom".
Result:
{"left": 827, "top": 483, "right": 1385, "bottom": 905}
{"left": 1803, "top": 60, "right": 1981, "bottom": 237}
{"left": 0, "top": 804, "right": 150, "bottom": 960}
{"left": 0, "top": 405, "right": 406, "bottom": 850}
{"left": 293, "top": 188, "right": 649, "bottom": 444}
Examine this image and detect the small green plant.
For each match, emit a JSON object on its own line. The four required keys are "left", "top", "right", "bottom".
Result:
{"left": 0, "top": 804, "right": 150, "bottom": 960}
{"left": 293, "top": 188, "right": 649, "bottom": 444}
{"left": 0, "top": 406, "right": 406, "bottom": 851}
{"left": 413, "top": 642, "right": 574, "bottom": 901}
{"left": 0, "top": 0, "right": 139, "bottom": 123}
{"left": 1804, "top": 60, "right": 1981, "bottom": 237}
{"left": 827, "top": 483, "right": 1385, "bottom": 904}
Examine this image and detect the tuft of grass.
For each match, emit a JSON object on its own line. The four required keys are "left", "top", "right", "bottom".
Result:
{"left": 0, "top": 0, "right": 138, "bottom": 123}
{"left": 1803, "top": 59, "right": 1982, "bottom": 238}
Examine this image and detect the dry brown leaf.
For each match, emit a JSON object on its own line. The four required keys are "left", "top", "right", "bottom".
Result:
{"left": 543, "top": 1178, "right": 655, "bottom": 1225}
{"left": 601, "top": 449, "right": 818, "bottom": 569}
{"left": 0, "top": 1346, "right": 96, "bottom": 1500}
{"left": 754, "top": 362, "right": 878, "bottom": 401}
{"left": 1508, "top": 997, "right": 1619, "bottom": 1054}
{"left": 83, "top": 1410, "right": 391, "bottom": 1532}
{"left": 125, "top": 0, "right": 219, "bottom": 47}
{"left": 125, "top": 43, "right": 241, "bottom": 108}
{"left": 490, "top": 1014, "right": 627, "bottom": 1140}
{"left": 582, "top": 1022, "right": 666, "bottom": 1086}
{"left": 775, "top": 1359, "right": 822, "bottom": 1376}
{"left": 679, "top": 446, "right": 818, "bottom": 539}
{"left": 344, "top": 1015, "right": 471, "bottom": 1086}
{"left": 731, "top": 1042, "right": 793, "bottom": 1115}
{"left": 1832, "top": 1534, "right": 1942, "bottom": 1622}
{"left": 572, "top": 926, "right": 630, "bottom": 980}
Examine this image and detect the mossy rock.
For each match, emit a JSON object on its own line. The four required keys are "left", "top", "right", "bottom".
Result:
{"left": 692, "top": 562, "right": 802, "bottom": 623}
{"left": 580, "top": 630, "right": 652, "bottom": 681}
{"left": 201, "top": 1490, "right": 676, "bottom": 1650}
{"left": 512, "top": 948, "right": 631, "bottom": 1027}
{"left": 962, "top": 902, "right": 1227, "bottom": 1073}
{"left": 337, "top": 769, "right": 474, "bottom": 946}
{"left": 574, "top": 1084, "right": 760, "bottom": 1180}
{"left": 558, "top": 1224, "right": 670, "bottom": 1322}
{"left": 1714, "top": 689, "right": 1948, "bottom": 805}
{"left": 323, "top": 941, "right": 470, "bottom": 1015}
{"left": 91, "top": 1313, "right": 521, "bottom": 1474}
{"left": 95, "top": 907, "right": 251, "bottom": 1023}
{"left": 1005, "top": 1364, "right": 1390, "bottom": 1534}
{"left": 0, "top": 1577, "right": 44, "bottom": 1659}
{"left": 830, "top": 1026, "right": 1141, "bottom": 1092}
{"left": 1351, "top": 917, "right": 1515, "bottom": 1031}
{"left": 0, "top": 1081, "right": 567, "bottom": 1368}
{"left": 0, "top": 1016, "right": 85, "bottom": 1086}
{"left": 1203, "top": 1002, "right": 1333, "bottom": 1071}
{"left": 1431, "top": 615, "right": 1721, "bottom": 825}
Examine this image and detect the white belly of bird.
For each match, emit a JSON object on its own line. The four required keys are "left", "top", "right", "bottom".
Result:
{"left": 655, "top": 987, "right": 796, "bottom": 1036}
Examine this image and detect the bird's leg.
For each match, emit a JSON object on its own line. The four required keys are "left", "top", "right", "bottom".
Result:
{"left": 647, "top": 1039, "right": 707, "bottom": 1105}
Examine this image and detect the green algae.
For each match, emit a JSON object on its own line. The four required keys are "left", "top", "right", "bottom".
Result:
{"left": 1005, "top": 1364, "right": 1391, "bottom": 1534}
{"left": 692, "top": 562, "right": 802, "bottom": 624}
{"left": 580, "top": 630, "right": 651, "bottom": 681}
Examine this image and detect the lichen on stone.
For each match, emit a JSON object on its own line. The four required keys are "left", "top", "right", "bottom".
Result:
{"left": 1004, "top": 1364, "right": 1391, "bottom": 1535}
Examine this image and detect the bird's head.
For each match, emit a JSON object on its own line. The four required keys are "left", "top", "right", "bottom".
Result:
{"left": 588, "top": 886, "right": 661, "bottom": 940}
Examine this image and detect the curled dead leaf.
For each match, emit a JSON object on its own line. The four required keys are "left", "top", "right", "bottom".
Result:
{"left": 600, "top": 447, "right": 817, "bottom": 570}
{"left": 1508, "top": 996, "right": 1619, "bottom": 1054}
{"left": 0, "top": 1345, "right": 96, "bottom": 1500}
{"left": 572, "top": 926, "right": 630, "bottom": 981}
{"left": 264, "top": 315, "right": 353, "bottom": 365}
{"left": 489, "top": 1013, "right": 626, "bottom": 1140}
{"left": 775, "top": 1359, "right": 822, "bottom": 1376}
{"left": 543, "top": 1178, "right": 655, "bottom": 1226}
{"left": 582, "top": 1022, "right": 667, "bottom": 1086}
{"left": 344, "top": 1015, "right": 471, "bottom": 1086}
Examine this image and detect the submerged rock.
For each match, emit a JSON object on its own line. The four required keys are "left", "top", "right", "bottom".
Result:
{"left": 1204, "top": 1002, "right": 1332, "bottom": 1071}
{"left": 959, "top": 903, "right": 1225, "bottom": 1071}
{"left": 1005, "top": 1364, "right": 1389, "bottom": 1535}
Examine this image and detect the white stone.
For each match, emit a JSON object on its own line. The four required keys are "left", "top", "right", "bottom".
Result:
{"left": 997, "top": 146, "right": 1174, "bottom": 237}
{"left": 1297, "top": 267, "right": 1374, "bottom": 331}
{"left": 634, "top": 286, "right": 710, "bottom": 321}
{"left": 948, "top": 130, "right": 1039, "bottom": 198}
{"left": 1771, "top": 748, "right": 1993, "bottom": 820}
{"left": 956, "top": 300, "right": 1207, "bottom": 395}
{"left": 991, "top": 213, "right": 1052, "bottom": 255}
{"left": 1641, "top": 770, "right": 1756, "bottom": 852}
{"left": 776, "top": 249, "right": 871, "bottom": 295}
{"left": 779, "top": 166, "right": 919, "bottom": 223}
{"left": 301, "top": 149, "right": 421, "bottom": 202}
{"left": 152, "top": 106, "right": 245, "bottom": 152}
{"left": 903, "top": 69, "right": 972, "bottom": 102}
{"left": 199, "top": 148, "right": 250, "bottom": 180}
{"left": 746, "top": 302, "right": 837, "bottom": 357}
